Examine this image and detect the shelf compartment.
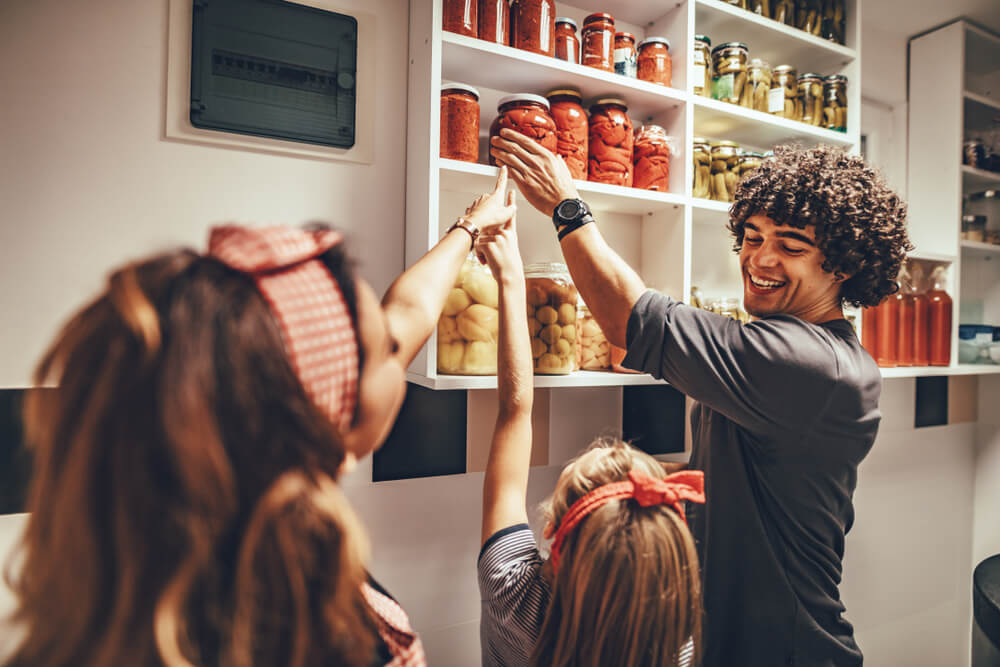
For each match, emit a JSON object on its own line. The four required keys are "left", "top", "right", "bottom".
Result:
{"left": 961, "top": 240, "right": 1000, "bottom": 260}
{"left": 962, "top": 165, "right": 1000, "bottom": 193}
{"left": 692, "top": 95, "right": 853, "bottom": 149}
{"left": 441, "top": 33, "right": 686, "bottom": 123}
{"left": 964, "top": 90, "right": 1000, "bottom": 130}
{"left": 407, "top": 369, "right": 667, "bottom": 390}
{"left": 439, "top": 159, "right": 686, "bottom": 215}
{"left": 694, "top": 0, "right": 856, "bottom": 75}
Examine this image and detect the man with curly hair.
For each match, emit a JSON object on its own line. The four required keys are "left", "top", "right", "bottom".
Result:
{"left": 490, "top": 133, "right": 910, "bottom": 667}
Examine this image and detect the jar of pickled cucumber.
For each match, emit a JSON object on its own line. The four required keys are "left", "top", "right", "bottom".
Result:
{"left": 577, "top": 304, "right": 611, "bottom": 370}
{"left": 822, "top": 74, "right": 848, "bottom": 132}
{"left": 796, "top": 0, "right": 822, "bottom": 36}
{"left": 525, "top": 263, "right": 579, "bottom": 375}
{"left": 692, "top": 35, "right": 712, "bottom": 97}
{"left": 438, "top": 254, "right": 500, "bottom": 375}
{"left": 738, "top": 152, "right": 764, "bottom": 178}
{"left": 710, "top": 141, "right": 741, "bottom": 202}
{"left": 751, "top": 0, "right": 771, "bottom": 16}
{"left": 821, "top": 0, "right": 845, "bottom": 43}
{"left": 772, "top": 0, "right": 795, "bottom": 24}
{"left": 770, "top": 65, "right": 801, "bottom": 120}
{"left": 692, "top": 137, "right": 712, "bottom": 200}
{"left": 798, "top": 73, "right": 824, "bottom": 126}
{"left": 745, "top": 58, "right": 772, "bottom": 111}
{"left": 711, "top": 42, "right": 748, "bottom": 105}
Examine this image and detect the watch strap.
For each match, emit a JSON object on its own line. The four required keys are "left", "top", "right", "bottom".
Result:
{"left": 557, "top": 217, "right": 593, "bottom": 241}
{"left": 447, "top": 216, "right": 480, "bottom": 247}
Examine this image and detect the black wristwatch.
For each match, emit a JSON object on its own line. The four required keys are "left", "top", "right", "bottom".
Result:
{"left": 552, "top": 198, "right": 594, "bottom": 240}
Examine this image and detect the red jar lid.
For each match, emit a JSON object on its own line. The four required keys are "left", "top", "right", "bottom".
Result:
{"left": 583, "top": 12, "right": 614, "bottom": 26}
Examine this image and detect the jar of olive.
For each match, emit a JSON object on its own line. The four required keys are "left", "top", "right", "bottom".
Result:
{"left": 692, "top": 34, "right": 712, "bottom": 97}
{"left": 770, "top": 65, "right": 801, "bottom": 121}
{"left": 772, "top": 0, "right": 795, "bottom": 24}
{"left": 710, "top": 141, "right": 740, "bottom": 202}
{"left": 745, "top": 58, "right": 772, "bottom": 111}
{"left": 822, "top": 74, "right": 848, "bottom": 131}
{"left": 711, "top": 42, "right": 748, "bottom": 105}
{"left": 525, "top": 263, "right": 579, "bottom": 375}
{"left": 798, "top": 73, "right": 824, "bottom": 126}
{"left": 692, "top": 137, "right": 712, "bottom": 199}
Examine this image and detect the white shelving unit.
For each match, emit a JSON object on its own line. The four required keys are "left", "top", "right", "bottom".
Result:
{"left": 407, "top": 0, "right": 861, "bottom": 390}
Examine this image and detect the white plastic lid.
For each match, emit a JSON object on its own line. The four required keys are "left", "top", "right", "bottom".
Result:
{"left": 497, "top": 93, "right": 550, "bottom": 110}
{"left": 556, "top": 17, "right": 577, "bottom": 28}
{"left": 441, "top": 82, "right": 480, "bottom": 99}
{"left": 638, "top": 36, "right": 671, "bottom": 50}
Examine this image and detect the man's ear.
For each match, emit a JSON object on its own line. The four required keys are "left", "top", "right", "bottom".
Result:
{"left": 832, "top": 270, "right": 852, "bottom": 284}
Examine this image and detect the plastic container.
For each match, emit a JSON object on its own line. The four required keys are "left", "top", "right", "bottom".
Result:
{"left": 510, "top": 0, "right": 556, "bottom": 57}
{"left": 799, "top": 73, "right": 824, "bottom": 126}
{"left": 633, "top": 124, "right": 674, "bottom": 191}
{"left": 547, "top": 89, "right": 588, "bottom": 180}
{"left": 710, "top": 141, "right": 741, "bottom": 202}
{"left": 443, "top": 0, "right": 477, "bottom": 37}
{"left": 711, "top": 42, "right": 749, "bottom": 105}
{"left": 577, "top": 304, "right": 611, "bottom": 370}
{"left": 588, "top": 98, "right": 634, "bottom": 187}
{"left": 438, "top": 255, "right": 500, "bottom": 375}
{"left": 637, "top": 37, "right": 672, "bottom": 87}
{"left": 746, "top": 59, "right": 772, "bottom": 111}
{"left": 488, "top": 94, "right": 557, "bottom": 166}
{"left": 614, "top": 32, "right": 638, "bottom": 78}
{"left": 440, "top": 83, "right": 480, "bottom": 163}
{"left": 693, "top": 35, "right": 712, "bottom": 97}
{"left": 478, "top": 0, "right": 509, "bottom": 44}
{"left": 770, "top": 65, "right": 801, "bottom": 120}
{"left": 554, "top": 17, "right": 579, "bottom": 63}
{"left": 525, "top": 263, "right": 579, "bottom": 375}
{"left": 581, "top": 13, "right": 615, "bottom": 72}
{"left": 927, "top": 267, "right": 953, "bottom": 366}
{"left": 692, "top": 138, "right": 712, "bottom": 199}
{"left": 822, "top": 75, "right": 848, "bottom": 132}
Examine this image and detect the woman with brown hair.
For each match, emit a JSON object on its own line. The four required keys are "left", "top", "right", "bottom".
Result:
{"left": 2, "top": 169, "right": 516, "bottom": 667}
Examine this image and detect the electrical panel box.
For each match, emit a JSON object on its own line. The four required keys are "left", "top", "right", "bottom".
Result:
{"left": 190, "top": 0, "right": 358, "bottom": 148}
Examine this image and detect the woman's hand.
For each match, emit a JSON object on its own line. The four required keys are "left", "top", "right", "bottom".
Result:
{"left": 464, "top": 166, "right": 517, "bottom": 229}
{"left": 490, "top": 128, "right": 580, "bottom": 216}
{"left": 475, "top": 191, "right": 523, "bottom": 283}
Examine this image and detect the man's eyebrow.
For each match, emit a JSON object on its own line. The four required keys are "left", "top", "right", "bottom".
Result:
{"left": 775, "top": 230, "right": 816, "bottom": 246}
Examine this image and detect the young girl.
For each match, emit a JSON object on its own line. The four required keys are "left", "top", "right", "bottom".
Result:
{"left": 3, "top": 170, "right": 516, "bottom": 667}
{"left": 475, "top": 209, "right": 705, "bottom": 667}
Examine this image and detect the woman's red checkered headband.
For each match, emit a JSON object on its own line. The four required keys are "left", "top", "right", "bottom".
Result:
{"left": 208, "top": 225, "right": 360, "bottom": 431}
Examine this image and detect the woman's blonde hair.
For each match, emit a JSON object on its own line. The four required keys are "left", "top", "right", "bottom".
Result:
{"left": 530, "top": 438, "right": 702, "bottom": 667}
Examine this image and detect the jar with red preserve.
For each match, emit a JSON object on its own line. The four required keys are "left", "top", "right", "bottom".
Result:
{"left": 554, "top": 17, "right": 579, "bottom": 64}
{"left": 488, "top": 94, "right": 557, "bottom": 166}
{"left": 478, "top": 0, "right": 509, "bottom": 45}
{"left": 633, "top": 125, "right": 674, "bottom": 191}
{"left": 588, "top": 98, "right": 633, "bottom": 187}
{"left": 510, "top": 0, "right": 556, "bottom": 57}
{"left": 637, "top": 37, "right": 672, "bottom": 87}
{"left": 581, "top": 13, "right": 615, "bottom": 72}
{"left": 546, "top": 88, "right": 588, "bottom": 180}
{"left": 440, "top": 83, "right": 480, "bottom": 163}
{"left": 443, "top": 0, "right": 477, "bottom": 38}
{"left": 614, "top": 32, "right": 637, "bottom": 78}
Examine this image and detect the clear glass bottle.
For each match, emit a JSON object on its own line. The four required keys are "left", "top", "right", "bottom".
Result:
{"left": 554, "top": 17, "right": 579, "bottom": 63}
{"left": 525, "top": 263, "right": 579, "bottom": 375}
{"left": 438, "top": 255, "right": 500, "bottom": 375}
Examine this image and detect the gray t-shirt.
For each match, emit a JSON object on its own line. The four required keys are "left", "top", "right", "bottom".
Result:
{"left": 623, "top": 290, "right": 881, "bottom": 667}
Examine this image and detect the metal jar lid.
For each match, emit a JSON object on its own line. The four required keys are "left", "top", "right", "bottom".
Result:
{"left": 749, "top": 57, "right": 771, "bottom": 69}
{"left": 591, "top": 97, "right": 628, "bottom": 110}
{"left": 774, "top": 64, "right": 797, "bottom": 74}
{"left": 694, "top": 34, "right": 712, "bottom": 46}
{"left": 555, "top": 17, "right": 577, "bottom": 29}
{"left": 968, "top": 190, "right": 999, "bottom": 201}
{"left": 798, "top": 72, "right": 823, "bottom": 81}
{"left": 713, "top": 140, "right": 740, "bottom": 148}
{"left": 824, "top": 74, "right": 848, "bottom": 83}
{"left": 545, "top": 88, "right": 583, "bottom": 101}
{"left": 497, "top": 93, "right": 550, "bottom": 111}
{"left": 440, "top": 82, "right": 480, "bottom": 99}
{"left": 638, "top": 36, "right": 671, "bottom": 50}
{"left": 711, "top": 41, "right": 749, "bottom": 55}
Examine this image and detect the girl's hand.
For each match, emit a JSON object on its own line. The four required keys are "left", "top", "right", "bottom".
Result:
{"left": 475, "top": 191, "right": 523, "bottom": 282}
{"left": 464, "top": 166, "right": 517, "bottom": 229}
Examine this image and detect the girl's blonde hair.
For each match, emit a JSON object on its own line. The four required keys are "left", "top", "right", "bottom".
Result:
{"left": 530, "top": 438, "right": 702, "bottom": 667}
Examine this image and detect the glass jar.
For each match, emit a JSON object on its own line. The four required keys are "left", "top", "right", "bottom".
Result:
{"left": 693, "top": 34, "right": 712, "bottom": 97}
{"left": 633, "top": 125, "right": 674, "bottom": 191}
{"left": 581, "top": 13, "right": 615, "bottom": 72}
{"left": 710, "top": 141, "right": 741, "bottom": 202}
{"left": 438, "top": 255, "right": 500, "bottom": 375}
{"left": 440, "top": 83, "right": 480, "bottom": 163}
{"left": 692, "top": 137, "right": 712, "bottom": 199}
{"left": 577, "top": 304, "right": 611, "bottom": 370}
{"left": 821, "top": 0, "right": 844, "bottom": 43}
{"left": 727, "top": 0, "right": 749, "bottom": 8}
{"left": 478, "top": 0, "right": 509, "bottom": 45}
{"left": 746, "top": 58, "right": 772, "bottom": 112}
{"left": 738, "top": 151, "right": 764, "bottom": 179}
{"left": 797, "top": 0, "right": 821, "bottom": 35}
{"left": 711, "top": 42, "right": 749, "bottom": 105}
{"left": 751, "top": 0, "right": 771, "bottom": 16}
{"left": 822, "top": 74, "right": 848, "bottom": 132}
{"left": 614, "top": 32, "right": 638, "bottom": 78}
{"left": 588, "top": 98, "right": 634, "bottom": 187}
{"left": 770, "top": 65, "right": 801, "bottom": 120}
{"left": 525, "top": 263, "right": 579, "bottom": 375}
{"left": 443, "top": 0, "right": 477, "bottom": 37}
{"left": 488, "top": 94, "right": 558, "bottom": 166}
{"left": 798, "top": 73, "right": 824, "bottom": 126}
{"left": 964, "top": 140, "right": 987, "bottom": 169}
{"left": 547, "top": 88, "right": 588, "bottom": 180}
{"left": 554, "top": 17, "right": 579, "bottom": 64}
{"left": 773, "top": 0, "right": 795, "bottom": 24}
{"left": 510, "top": 0, "right": 556, "bottom": 57}
{"left": 637, "top": 37, "right": 672, "bottom": 87}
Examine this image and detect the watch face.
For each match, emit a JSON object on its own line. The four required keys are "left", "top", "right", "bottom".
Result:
{"left": 558, "top": 199, "right": 582, "bottom": 221}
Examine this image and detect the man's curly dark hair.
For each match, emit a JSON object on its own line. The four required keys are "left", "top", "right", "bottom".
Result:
{"left": 727, "top": 144, "right": 912, "bottom": 308}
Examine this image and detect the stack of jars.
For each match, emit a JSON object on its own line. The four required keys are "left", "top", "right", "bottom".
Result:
{"left": 692, "top": 138, "right": 767, "bottom": 202}
{"left": 718, "top": 0, "right": 846, "bottom": 44}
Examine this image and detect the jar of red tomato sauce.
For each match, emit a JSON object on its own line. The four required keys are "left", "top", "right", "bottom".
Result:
{"left": 443, "top": 0, "right": 477, "bottom": 38}
{"left": 637, "top": 37, "right": 672, "bottom": 87}
{"left": 478, "top": 0, "right": 509, "bottom": 44}
{"left": 588, "top": 97, "right": 633, "bottom": 187}
{"left": 632, "top": 124, "right": 674, "bottom": 191}
{"left": 510, "top": 0, "right": 556, "bottom": 57}
{"left": 554, "top": 17, "right": 579, "bottom": 64}
{"left": 440, "top": 83, "right": 480, "bottom": 163}
{"left": 489, "top": 94, "right": 557, "bottom": 166}
{"left": 546, "top": 88, "right": 588, "bottom": 180}
{"left": 614, "top": 32, "right": 637, "bottom": 78}
{"left": 581, "top": 13, "right": 615, "bottom": 72}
